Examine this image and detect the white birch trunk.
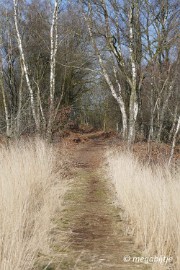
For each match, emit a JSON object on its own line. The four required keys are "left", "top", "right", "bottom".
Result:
{"left": 83, "top": 5, "right": 128, "bottom": 139}
{"left": 148, "top": 86, "right": 155, "bottom": 143}
{"left": 37, "top": 84, "right": 46, "bottom": 131}
{"left": 168, "top": 116, "right": 180, "bottom": 166}
{"left": 47, "top": 0, "right": 59, "bottom": 140}
{"left": 16, "top": 67, "right": 24, "bottom": 135}
{"left": 13, "top": 0, "right": 39, "bottom": 131}
{"left": 113, "top": 66, "right": 128, "bottom": 138}
{"left": 169, "top": 105, "right": 178, "bottom": 142}
{"left": 96, "top": 49, "right": 127, "bottom": 138}
{"left": 128, "top": 4, "right": 138, "bottom": 144}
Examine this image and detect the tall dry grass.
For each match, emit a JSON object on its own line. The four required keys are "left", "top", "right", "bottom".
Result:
{"left": 107, "top": 150, "right": 180, "bottom": 269}
{"left": 0, "top": 138, "right": 65, "bottom": 270}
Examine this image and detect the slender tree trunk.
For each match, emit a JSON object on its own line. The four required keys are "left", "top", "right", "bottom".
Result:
{"left": 0, "top": 36, "right": 11, "bottom": 137}
{"left": 47, "top": 0, "right": 59, "bottom": 141}
{"left": 113, "top": 66, "right": 128, "bottom": 138}
{"left": 148, "top": 87, "right": 154, "bottom": 143}
{"left": 169, "top": 105, "right": 178, "bottom": 142}
{"left": 33, "top": 79, "right": 46, "bottom": 134}
{"left": 0, "top": 70, "right": 11, "bottom": 137}
{"left": 16, "top": 67, "right": 24, "bottom": 136}
{"left": 13, "top": 0, "right": 39, "bottom": 131}
{"left": 156, "top": 86, "right": 173, "bottom": 141}
{"left": 128, "top": 89, "right": 138, "bottom": 144}
{"left": 7, "top": 30, "right": 17, "bottom": 132}
{"left": 168, "top": 116, "right": 180, "bottom": 166}
{"left": 83, "top": 4, "right": 128, "bottom": 139}
{"left": 128, "top": 3, "right": 138, "bottom": 144}
{"left": 37, "top": 84, "right": 46, "bottom": 132}
{"left": 53, "top": 64, "right": 67, "bottom": 124}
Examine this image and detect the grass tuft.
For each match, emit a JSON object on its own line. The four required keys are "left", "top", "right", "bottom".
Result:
{"left": 107, "top": 150, "right": 180, "bottom": 269}
{"left": 0, "top": 138, "right": 65, "bottom": 270}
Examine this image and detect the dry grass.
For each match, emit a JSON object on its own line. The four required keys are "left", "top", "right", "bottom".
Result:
{"left": 0, "top": 138, "right": 65, "bottom": 270}
{"left": 107, "top": 150, "right": 180, "bottom": 269}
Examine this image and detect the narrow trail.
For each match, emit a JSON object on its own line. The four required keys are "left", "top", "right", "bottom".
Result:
{"left": 48, "top": 139, "right": 151, "bottom": 269}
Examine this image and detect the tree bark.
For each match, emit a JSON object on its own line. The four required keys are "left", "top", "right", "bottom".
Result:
{"left": 168, "top": 116, "right": 180, "bottom": 166}
{"left": 83, "top": 2, "right": 128, "bottom": 139}
{"left": 13, "top": 0, "right": 39, "bottom": 131}
{"left": 156, "top": 85, "right": 173, "bottom": 141}
{"left": 0, "top": 63, "right": 11, "bottom": 137}
{"left": 0, "top": 33, "right": 11, "bottom": 137}
{"left": 16, "top": 67, "right": 24, "bottom": 136}
{"left": 47, "top": 0, "right": 59, "bottom": 141}
{"left": 128, "top": 3, "right": 139, "bottom": 144}
{"left": 168, "top": 105, "right": 178, "bottom": 142}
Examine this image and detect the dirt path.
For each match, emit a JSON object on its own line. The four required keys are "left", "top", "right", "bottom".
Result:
{"left": 40, "top": 139, "right": 151, "bottom": 269}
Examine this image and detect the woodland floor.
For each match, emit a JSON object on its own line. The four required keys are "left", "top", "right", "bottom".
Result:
{"left": 35, "top": 133, "right": 154, "bottom": 270}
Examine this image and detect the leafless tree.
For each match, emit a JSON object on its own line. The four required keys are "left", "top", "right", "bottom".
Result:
{"left": 13, "top": 0, "right": 40, "bottom": 131}
{"left": 46, "top": 0, "right": 60, "bottom": 140}
{"left": 81, "top": 0, "right": 143, "bottom": 144}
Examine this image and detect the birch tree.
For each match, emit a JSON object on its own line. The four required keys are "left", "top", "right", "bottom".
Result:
{"left": 46, "top": 0, "right": 60, "bottom": 140}
{"left": 13, "top": 0, "right": 40, "bottom": 131}
{"left": 168, "top": 116, "right": 180, "bottom": 166}
{"left": 128, "top": 1, "right": 141, "bottom": 143}
{"left": 81, "top": 0, "right": 142, "bottom": 143}
{"left": 143, "top": 0, "right": 179, "bottom": 142}
{"left": 16, "top": 66, "right": 24, "bottom": 135}
{"left": 81, "top": 2, "right": 127, "bottom": 138}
